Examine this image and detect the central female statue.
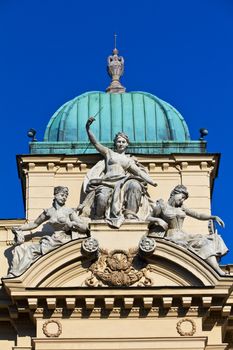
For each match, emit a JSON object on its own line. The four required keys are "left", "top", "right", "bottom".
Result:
{"left": 82, "top": 117, "right": 157, "bottom": 227}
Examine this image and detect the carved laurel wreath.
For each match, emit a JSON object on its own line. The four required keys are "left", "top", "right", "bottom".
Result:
{"left": 176, "top": 318, "right": 196, "bottom": 336}
{"left": 42, "top": 319, "right": 62, "bottom": 338}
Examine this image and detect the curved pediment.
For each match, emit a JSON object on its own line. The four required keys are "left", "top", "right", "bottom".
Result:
{"left": 3, "top": 237, "right": 223, "bottom": 293}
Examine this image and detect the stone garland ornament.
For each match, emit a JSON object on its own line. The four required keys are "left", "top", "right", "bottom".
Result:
{"left": 176, "top": 318, "right": 196, "bottom": 336}
{"left": 85, "top": 248, "right": 152, "bottom": 287}
{"left": 42, "top": 319, "right": 62, "bottom": 338}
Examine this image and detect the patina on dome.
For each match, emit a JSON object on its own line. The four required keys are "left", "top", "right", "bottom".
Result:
{"left": 30, "top": 91, "right": 206, "bottom": 155}
{"left": 44, "top": 91, "right": 190, "bottom": 142}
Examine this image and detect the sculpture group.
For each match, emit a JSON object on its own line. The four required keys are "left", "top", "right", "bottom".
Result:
{"left": 6, "top": 117, "right": 228, "bottom": 279}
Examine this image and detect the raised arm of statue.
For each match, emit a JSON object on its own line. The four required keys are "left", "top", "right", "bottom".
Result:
{"left": 184, "top": 207, "right": 225, "bottom": 228}
{"left": 86, "top": 117, "right": 108, "bottom": 156}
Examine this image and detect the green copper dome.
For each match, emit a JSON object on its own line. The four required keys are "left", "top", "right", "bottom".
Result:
{"left": 44, "top": 91, "right": 190, "bottom": 142}
{"left": 30, "top": 91, "right": 206, "bottom": 154}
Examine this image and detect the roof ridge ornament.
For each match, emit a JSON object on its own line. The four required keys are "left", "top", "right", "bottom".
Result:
{"left": 106, "top": 34, "right": 126, "bottom": 94}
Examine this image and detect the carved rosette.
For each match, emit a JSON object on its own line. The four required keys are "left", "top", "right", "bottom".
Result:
{"left": 139, "top": 236, "right": 156, "bottom": 255}
{"left": 82, "top": 237, "right": 99, "bottom": 255}
{"left": 85, "top": 248, "right": 152, "bottom": 287}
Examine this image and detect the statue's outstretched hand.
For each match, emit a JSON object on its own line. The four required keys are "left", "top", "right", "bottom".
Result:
{"left": 86, "top": 116, "right": 95, "bottom": 129}
{"left": 12, "top": 227, "right": 25, "bottom": 245}
{"left": 214, "top": 216, "right": 225, "bottom": 228}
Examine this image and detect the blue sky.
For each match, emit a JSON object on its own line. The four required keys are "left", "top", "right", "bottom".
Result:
{"left": 0, "top": 0, "right": 233, "bottom": 262}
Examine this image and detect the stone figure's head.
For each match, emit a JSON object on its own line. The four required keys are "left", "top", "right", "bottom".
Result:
{"left": 168, "top": 185, "right": 189, "bottom": 207}
{"left": 113, "top": 132, "right": 129, "bottom": 153}
{"left": 53, "top": 186, "right": 69, "bottom": 206}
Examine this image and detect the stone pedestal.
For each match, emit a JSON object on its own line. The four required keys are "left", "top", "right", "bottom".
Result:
{"left": 90, "top": 221, "right": 148, "bottom": 251}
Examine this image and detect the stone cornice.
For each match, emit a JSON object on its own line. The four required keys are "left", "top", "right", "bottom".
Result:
{"left": 16, "top": 153, "right": 219, "bottom": 179}
{"left": 1, "top": 237, "right": 233, "bottom": 343}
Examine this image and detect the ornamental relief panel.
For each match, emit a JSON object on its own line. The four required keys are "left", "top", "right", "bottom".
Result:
{"left": 85, "top": 247, "right": 153, "bottom": 287}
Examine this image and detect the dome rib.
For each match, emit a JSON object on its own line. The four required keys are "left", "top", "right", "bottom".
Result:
{"left": 44, "top": 101, "right": 70, "bottom": 141}
{"left": 142, "top": 94, "right": 147, "bottom": 141}
{"left": 58, "top": 97, "right": 76, "bottom": 141}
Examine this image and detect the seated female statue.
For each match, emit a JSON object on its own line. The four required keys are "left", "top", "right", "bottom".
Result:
{"left": 80, "top": 117, "right": 157, "bottom": 228}
{"left": 147, "top": 185, "right": 228, "bottom": 275}
{"left": 7, "top": 186, "right": 88, "bottom": 277}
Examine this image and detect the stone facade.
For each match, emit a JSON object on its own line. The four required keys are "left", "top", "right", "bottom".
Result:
{"left": 0, "top": 150, "right": 233, "bottom": 349}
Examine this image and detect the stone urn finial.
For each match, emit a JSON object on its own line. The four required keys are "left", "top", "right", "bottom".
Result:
{"left": 106, "top": 34, "right": 126, "bottom": 93}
